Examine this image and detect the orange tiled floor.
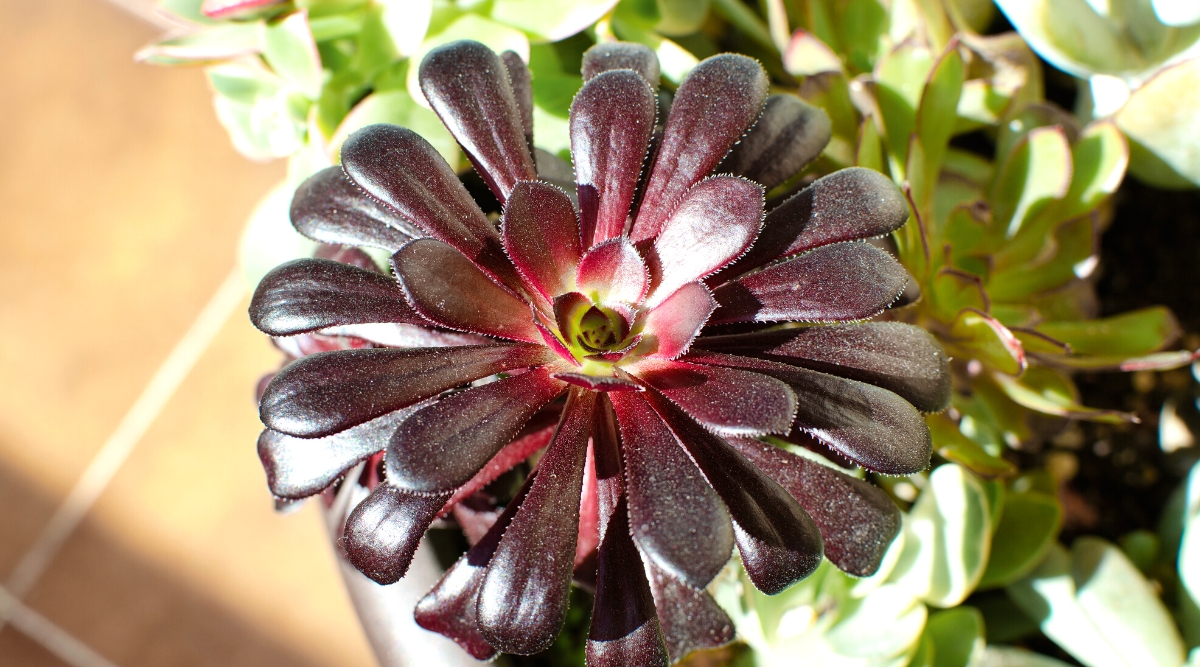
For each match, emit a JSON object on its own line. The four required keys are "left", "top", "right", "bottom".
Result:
{"left": 0, "top": 0, "right": 376, "bottom": 665}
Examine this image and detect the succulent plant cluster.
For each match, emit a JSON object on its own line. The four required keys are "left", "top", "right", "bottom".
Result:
{"left": 249, "top": 38, "right": 956, "bottom": 664}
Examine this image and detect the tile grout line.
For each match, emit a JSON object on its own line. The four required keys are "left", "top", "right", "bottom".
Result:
{"left": 1, "top": 268, "right": 246, "bottom": 641}
{"left": 0, "top": 585, "right": 121, "bottom": 667}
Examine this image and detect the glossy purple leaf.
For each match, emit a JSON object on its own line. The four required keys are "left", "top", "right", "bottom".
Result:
{"left": 718, "top": 168, "right": 910, "bottom": 280}
{"left": 340, "top": 124, "right": 514, "bottom": 284}
{"left": 257, "top": 406, "right": 420, "bottom": 499}
{"left": 646, "top": 563, "right": 735, "bottom": 663}
{"left": 649, "top": 393, "right": 824, "bottom": 595}
{"left": 502, "top": 182, "right": 582, "bottom": 299}
{"left": 250, "top": 258, "right": 423, "bottom": 336}
{"left": 393, "top": 238, "right": 540, "bottom": 342}
{"left": 631, "top": 55, "right": 768, "bottom": 242}
{"left": 385, "top": 367, "right": 566, "bottom": 492}
{"left": 686, "top": 352, "right": 933, "bottom": 474}
{"left": 632, "top": 359, "right": 795, "bottom": 436}
{"left": 648, "top": 175, "right": 764, "bottom": 305}
{"left": 418, "top": 40, "right": 537, "bottom": 201}
{"left": 581, "top": 41, "right": 660, "bottom": 88}
{"left": 291, "top": 166, "right": 419, "bottom": 251}
{"left": 259, "top": 344, "right": 551, "bottom": 438}
{"left": 343, "top": 483, "right": 451, "bottom": 584}
{"left": 695, "top": 322, "right": 952, "bottom": 412}
{"left": 720, "top": 94, "right": 831, "bottom": 192}
{"left": 571, "top": 69, "right": 657, "bottom": 246}
{"left": 728, "top": 436, "right": 901, "bottom": 577}
{"left": 710, "top": 243, "right": 907, "bottom": 324}
{"left": 610, "top": 391, "right": 734, "bottom": 589}
{"left": 415, "top": 471, "right": 538, "bottom": 660}
{"left": 591, "top": 395, "right": 624, "bottom": 536}
{"left": 500, "top": 50, "right": 534, "bottom": 157}
{"left": 575, "top": 237, "right": 650, "bottom": 303}
{"left": 586, "top": 497, "right": 670, "bottom": 667}
{"left": 478, "top": 391, "right": 594, "bottom": 654}
{"left": 640, "top": 282, "right": 716, "bottom": 359}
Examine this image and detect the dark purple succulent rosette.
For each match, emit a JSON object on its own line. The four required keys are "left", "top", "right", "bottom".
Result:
{"left": 250, "top": 39, "right": 951, "bottom": 666}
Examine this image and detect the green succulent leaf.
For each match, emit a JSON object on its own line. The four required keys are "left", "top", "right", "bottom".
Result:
{"left": 490, "top": 0, "right": 620, "bottom": 42}
{"left": 991, "top": 367, "right": 1135, "bottom": 423}
{"left": 1180, "top": 461, "right": 1200, "bottom": 629}
{"left": 976, "top": 646, "right": 1075, "bottom": 667}
{"left": 913, "top": 42, "right": 964, "bottom": 207}
{"left": 979, "top": 490, "right": 1062, "bottom": 589}
{"left": 608, "top": 15, "right": 699, "bottom": 82}
{"left": 928, "top": 413, "right": 1016, "bottom": 479}
{"left": 832, "top": 0, "right": 888, "bottom": 73}
{"left": 989, "top": 216, "right": 1095, "bottom": 301}
{"left": 261, "top": 10, "right": 325, "bottom": 99}
{"left": 929, "top": 269, "right": 989, "bottom": 323}
{"left": 782, "top": 29, "right": 843, "bottom": 76}
{"left": 889, "top": 464, "right": 992, "bottom": 607}
{"left": 1116, "top": 58, "right": 1200, "bottom": 188}
{"left": 208, "top": 63, "right": 309, "bottom": 160}
{"left": 653, "top": 0, "right": 711, "bottom": 36}
{"left": 1007, "top": 538, "right": 1188, "bottom": 667}
{"left": 1035, "top": 307, "right": 1181, "bottom": 357}
{"left": 136, "top": 22, "right": 262, "bottom": 65}
{"left": 855, "top": 114, "right": 885, "bottom": 172}
{"left": 948, "top": 309, "right": 1027, "bottom": 376}
{"left": 924, "top": 606, "right": 986, "bottom": 667}
{"left": 874, "top": 42, "right": 935, "bottom": 175}
{"left": 374, "top": 0, "right": 432, "bottom": 57}
{"left": 989, "top": 125, "right": 1073, "bottom": 239}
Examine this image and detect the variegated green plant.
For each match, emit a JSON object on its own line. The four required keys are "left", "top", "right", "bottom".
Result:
{"left": 994, "top": 0, "right": 1200, "bottom": 189}
{"left": 139, "top": 0, "right": 619, "bottom": 282}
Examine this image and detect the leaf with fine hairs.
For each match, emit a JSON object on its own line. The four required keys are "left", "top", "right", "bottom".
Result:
{"left": 250, "top": 258, "right": 423, "bottom": 337}
{"left": 385, "top": 367, "right": 566, "bottom": 492}
{"left": 419, "top": 40, "right": 537, "bottom": 201}
{"left": 502, "top": 182, "right": 582, "bottom": 300}
{"left": 581, "top": 41, "right": 661, "bottom": 87}
{"left": 720, "top": 94, "right": 832, "bottom": 192}
{"left": 290, "top": 166, "right": 420, "bottom": 251}
{"left": 631, "top": 54, "right": 769, "bottom": 242}
{"left": 633, "top": 359, "right": 796, "bottom": 436}
{"left": 710, "top": 243, "right": 908, "bottom": 325}
{"left": 571, "top": 69, "right": 657, "bottom": 246}
{"left": 343, "top": 483, "right": 451, "bottom": 584}
{"left": 259, "top": 344, "right": 552, "bottom": 438}
{"left": 609, "top": 391, "right": 734, "bottom": 589}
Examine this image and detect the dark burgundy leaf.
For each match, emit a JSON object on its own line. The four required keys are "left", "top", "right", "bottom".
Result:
{"left": 648, "top": 175, "right": 764, "bottom": 304}
{"left": 640, "top": 282, "right": 716, "bottom": 359}
{"left": 720, "top": 94, "right": 832, "bottom": 192}
{"left": 250, "top": 258, "right": 423, "bottom": 336}
{"left": 478, "top": 391, "right": 594, "bottom": 654}
{"left": 728, "top": 436, "right": 901, "bottom": 576}
{"left": 290, "top": 166, "right": 419, "bottom": 251}
{"left": 575, "top": 237, "right": 650, "bottom": 303}
{"left": 258, "top": 406, "right": 419, "bottom": 499}
{"left": 695, "top": 322, "right": 952, "bottom": 412}
{"left": 609, "top": 392, "right": 734, "bottom": 589}
{"left": 648, "top": 393, "right": 824, "bottom": 595}
{"left": 342, "top": 483, "right": 450, "bottom": 584}
{"left": 631, "top": 359, "right": 795, "bottom": 436}
{"left": 631, "top": 54, "right": 768, "bottom": 242}
{"left": 393, "top": 238, "right": 540, "bottom": 342}
{"left": 552, "top": 372, "right": 644, "bottom": 392}
{"left": 581, "top": 41, "right": 660, "bottom": 88}
{"left": 591, "top": 395, "right": 624, "bottom": 536}
{"left": 586, "top": 497, "right": 670, "bottom": 667}
{"left": 386, "top": 367, "right": 566, "bottom": 492}
{"left": 571, "top": 69, "right": 657, "bottom": 246}
{"left": 260, "top": 344, "right": 551, "bottom": 438}
{"left": 646, "top": 563, "right": 735, "bottom": 663}
{"left": 686, "top": 352, "right": 933, "bottom": 474}
{"left": 718, "top": 168, "right": 910, "bottom": 280}
{"left": 418, "top": 40, "right": 537, "bottom": 201}
{"left": 440, "top": 422, "right": 557, "bottom": 516}
{"left": 502, "top": 182, "right": 582, "bottom": 299}
{"left": 415, "top": 471, "right": 538, "bottom": 660}
{"left": 500, "top": 50, "right": 534, "bottom": 157}
{"left": 710, "top": 243, "right": 907, "bottom": 324}
{"left": 340, "top": 124, "right": 514, "bottom": 284}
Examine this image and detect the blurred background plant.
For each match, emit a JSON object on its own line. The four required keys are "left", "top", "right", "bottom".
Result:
{"left": 138, "top": 0, "right": 1200, "bottom": 665}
